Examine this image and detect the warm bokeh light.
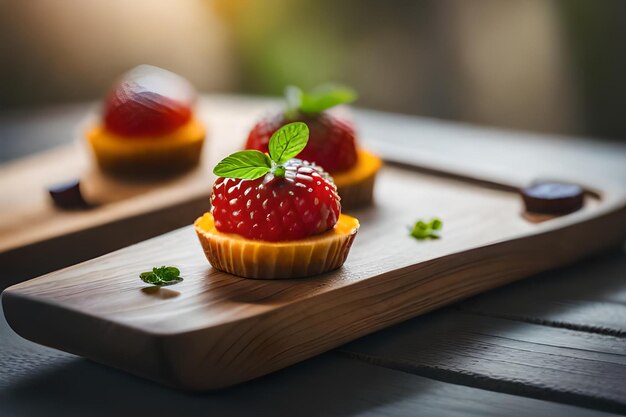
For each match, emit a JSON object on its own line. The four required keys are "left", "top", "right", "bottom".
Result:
{"left": 1, "top": 0, "right": 625, "bottom": 139}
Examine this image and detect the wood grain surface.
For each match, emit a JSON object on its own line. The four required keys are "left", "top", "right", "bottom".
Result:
{"left": 3, "top": 159, "right": 625, "bottom": 390}
{"left": 2, "top": 99, "right": 626, "bottom": 416}
{"left": 338, "top": 248, "right": 626, "bottom": 414}
{"left": 356, "top": 109, "right": 626, "bottom": 190}
{"left": 2, "top": 319, "right": 615, "bottom": 417}
{"left": 456, "top": 249, "right": 626, "bottom": 336}
{"left": 1, "top": 249, "right": 624, "bottom": 416}
{"left": 342, "top": 311, "right": 626, "bottom": 413}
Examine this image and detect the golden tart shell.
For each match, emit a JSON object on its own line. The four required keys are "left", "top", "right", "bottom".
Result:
{"left": 194, "top": 212, "right": 359, "bottom": 279}
{"left": 86, "top": 118, "right": 205, "bottom": 177}
{"left": 332, "top": 148, "right": 382, "bottom": 210}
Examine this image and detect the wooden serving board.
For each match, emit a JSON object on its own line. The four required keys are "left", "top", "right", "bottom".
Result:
{"left": 3, "top": 159, "right": 625, "bottom": 390}
{"left": 0, "top": 97, "right": 278, "bottom": 285}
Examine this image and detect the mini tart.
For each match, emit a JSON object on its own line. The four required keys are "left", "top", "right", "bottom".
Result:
{"left": 86, "top": 118, "right": 205, "bottom": 177}
{"left": 195, "top": 212, "right": 359, "bottom": 279}
{"left": 332, "top": 148, "right": 382, "bottom": 210}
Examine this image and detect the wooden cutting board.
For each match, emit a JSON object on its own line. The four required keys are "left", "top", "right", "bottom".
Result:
{"left": 0, "top": 97, "right": 276, "bottom": 284}
{"left": 3, "top": 158, "right": 625, "bottom": 390}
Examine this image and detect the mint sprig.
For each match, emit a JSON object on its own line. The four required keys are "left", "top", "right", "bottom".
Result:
{"left": 213, "top": 150, "right": 272, "bottom": 180}
{"left": 140, "top": 266, "right": 183, "bottom": 286}
{"left": 410, "top": 218, "right": 443, "bottom": 240}
{"left": 285, "top": 84, "right": 357, "bottom": 117}
{"left": 268, "top": 121, "right": 309, "bottom": 164}
{"left": 213, "top": 122, "right": 309, "bottom": 180}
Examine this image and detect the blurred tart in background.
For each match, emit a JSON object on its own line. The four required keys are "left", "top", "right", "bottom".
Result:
{"left": 245, "top": 85, "right": 381, "bottom": 209}
{"left": 86, "top": 65, "right": 205, "bottom": 178}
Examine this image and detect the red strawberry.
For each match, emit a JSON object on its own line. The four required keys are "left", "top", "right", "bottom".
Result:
{"left": 211, "top": 159, "right": 341, "bottom": 242}
{"left": 245, "top": 113, "right": 358, "bottom": 173}
{"left": 104, "top": 65, "right": 196, "bottom": 137}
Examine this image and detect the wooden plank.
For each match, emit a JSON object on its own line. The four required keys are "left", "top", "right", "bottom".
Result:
{"left": 356, "top": 109, "right": 626, "bottom": 188}
{"left": 456, "top": 249, "right": 626, "bottom": 336}
{"left": 0, "top": 312, "right": 616, "bottom": 417}
{"left": 341, "top": 311, "right": 626, "bottom": 413}
{"left": 2, "top": 163, "right": 625, "bottom": 391}
{"left": 0, "top": 196, "right": 207, "bottom": 289}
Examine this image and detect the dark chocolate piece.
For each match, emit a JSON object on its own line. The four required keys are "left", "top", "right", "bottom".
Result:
{"left": 48, "top": 179, "right": 90, "bottom": 209}
{"left": 521, "top": 182, "right": 584, "bottom": 214}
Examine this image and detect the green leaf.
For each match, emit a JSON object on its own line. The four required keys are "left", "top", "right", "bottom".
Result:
{"left": 140, "top": 271, "right": 159, "bottom": 285}
{"left": 299, "top": 84, "right": 358, "bottom": 114}
{"left": 153, "top": 266, "right": 180, "bottom": 281}
{"left": 268, "top": 122, "right": 309, "bottom": 164}
{"left": 140, "top": 265, "right": 183, "bottom": 286}
{"left": 212, "top": 125, "right": 306, "bottom": 180}
{"left": 410, "top": 218, "right": 443, "bottom": 240}
{"left": 213, "top": 150, "right": 272, "bottom": 179}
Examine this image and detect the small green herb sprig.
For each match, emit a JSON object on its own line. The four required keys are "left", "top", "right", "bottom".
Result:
{"left": 140, "top": 266, "right": 183, "bottom": 286}
{"left": 213, "top": 122, "right": 309, "bottom": 180}
{"left": 410, "top": 218, "right": 443, "bottom": 240}
{"left": 285, "top": 84, "right": 357, "bottom": 118}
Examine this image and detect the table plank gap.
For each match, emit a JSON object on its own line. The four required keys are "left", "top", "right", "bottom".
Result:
{"left": 455, "top": 308, "right": 626, "bottom": 338}
{"left": 0, "top": 328, "right": 617, "bottom": 417}
{"left": 340, "top": 311, "right": 626, "bottom": 414}
{"left": 455, "top": 249, "right": 626, "bottom": 336}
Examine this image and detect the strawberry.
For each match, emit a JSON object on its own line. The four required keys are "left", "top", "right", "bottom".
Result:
{"left": 245, "top": 113, "right": 357, "bottom": 173}
{"left": 103, "top": 65, "right": 196, "bottom": 137}
{"left": 245, "top": 85, "right": 359, "bottom": 173}
{"left": 212, "top": 122, "right": 341, "bottom": 241}
{"left": 211, "top": 159, "right": 340, "bottom": 241}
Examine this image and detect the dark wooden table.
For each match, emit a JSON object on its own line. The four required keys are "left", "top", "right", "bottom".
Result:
{"left": 1, "top": 100, "right": 625, "bottom": 416}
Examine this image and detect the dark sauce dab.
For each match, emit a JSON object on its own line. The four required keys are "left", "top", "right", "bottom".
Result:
{"left": 521, "top": 182, "right": 584, "bottom": 215}
{"left": 48, "top": 179, "right": 91, "bottom": 209}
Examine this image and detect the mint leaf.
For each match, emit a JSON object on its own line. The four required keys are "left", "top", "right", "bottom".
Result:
{"left": 430, "top": 218, "right": 443, "bottom": 231}
{"left": 140, "top": 265, "right": 183, "bottom": 286}
{"left": 410, "top": 218, "right": 443, "bottom": 240}
{"left": 153, "top": 266, "right": 180, "bottom": 281}
{"left": 299, "top": 84, "right": 357, "bottom": 114}
{"left": 268, "top": 122, "right": 309, "bottom": 164}
{"left": 213, "top": 150, "right": 272, "bottom": 179}
{"left": 212, "top": 122, "right": 309, "bottom": 180}
{"left": 140, "top": 271, "right": 159, "bottom": 285}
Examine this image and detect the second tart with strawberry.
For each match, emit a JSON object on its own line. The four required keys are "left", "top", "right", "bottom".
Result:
{"left": 86, "top": 65, "right": 205, "bottom": 178}
{"left": 245, "top": 85, "right": 381, "bottom": 209}
{"left": 195, "top": 122, "right": 359, "bottom": 279}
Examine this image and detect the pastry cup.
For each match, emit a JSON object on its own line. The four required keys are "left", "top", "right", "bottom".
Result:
{"left": 333, "top": 149, "right": 382, "bottom": 210}
{"left": 86, "top": 118, "right": 205, "bottom": 178}
{"left": 195, "top": 212, "right": 359, "bottom": 279}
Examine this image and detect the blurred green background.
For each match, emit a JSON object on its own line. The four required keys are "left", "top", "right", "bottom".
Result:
{"left": 1, "top": 0, "right": 625, "bottom": 140}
